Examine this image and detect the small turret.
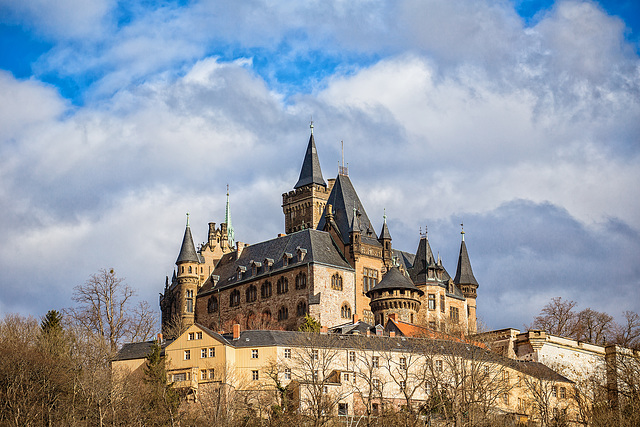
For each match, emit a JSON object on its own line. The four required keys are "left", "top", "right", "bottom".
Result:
{"left": 367, "top": 267, "right": 423, "bottom": 326}
{"left": 378, "top": 210, "right": 392, "bottom": 267}
{"left": 174, "top": 213, "right": 200, "bottom": 329}
{"left": 453, "top": 224, "right": 479, "bottom": 332}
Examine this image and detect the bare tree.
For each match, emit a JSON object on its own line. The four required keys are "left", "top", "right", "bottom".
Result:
{"left": 67, "top": 268, "right": 156, "bottom": 353}
{"left": 573, "top": 308, "right": 613, "bottom": 345}
{"left": 612, "top": 311, "right": 640, "bottom": 350}
{"left": 529, "top": 297, "right": 578, "bottom": 337}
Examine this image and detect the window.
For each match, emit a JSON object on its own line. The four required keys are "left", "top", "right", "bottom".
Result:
{"left": 311, "top": 349, "right": 319, "bottom": 360}
{"left": 341, "top": 303, "right": 352, "bottom": 319}
{"left": 184, "top": 350, "right": 190, "bottom": 360}
{"left": 372, "top": 378, "right": 380, "bottom": 389}
{"left": 400, "top": 380, "right": 406, "bottom": 390}
{"left": 201, "top": 370, "right": 207, "bottom": 380}
{"left": 297, "top": 301, "right": 307, "bottom": 316}
{"left": 363, "top": 268, "right": 379, "bottom": 292}
{"left": 338, "top": 403, "right": 348, "bottom": 416}
{"left": 246, "top": 285, "right": 257, "bottom": 303}
{"left": 278, "top": 306, "right": 289, "bottom": 321}
{"left": 201, "top": 348, "right": 207, "bottom": 358}
{"left": 186, "top": 290, "right": 194, "bottom": 313}
{"left": 435, "top": 360, "right": 443, "bottom": 372}
{"left": 261, "top": 281, "right": 272, "bottom": 298}
{"left": 372, "top": 403, "right": 379, "bottom": 415}
{"left": 343, "top": 373, "right": 350, "bottom": 382}
{"left": 252, "top": 349, "right": 259, "bottom": 359}
{"left": 372, "top": 356, "right": 379, "bottom": 368}
{"left": 209, "top": 348, "right": 215, "bottom": 357}
{"left": 349, "top": 351, "right": 355, "bottom": 362}
{"left": 450, "top": 306, "right": 459, "bottom": 323}
{"left": 429, "top": 321, "right": 436, "bottom": 330}
{"left": 428, "top": 294, "right": 436, "bottom": 310}
{"left": 209, "top": 369, "right": 215, "bottom": 379}
{"left": 277, "top": 277, "right": 289, "bottom": 294}
{"left": 284, "top": 368, "right": 291, "bottom": 380}
{"left": 503, "top": 371, "right": 509, "bottom": 382}
{"left": 252, "top": 370, "right": 259, "bottom": 381}
{"left": 173, "top": 372, "right": 187, "bottom": 382}
{"left": 230, "top": 290, "right": 240, "bottom": 307}
{"left": 440, "top": 295, "right": 445, "bottom": 313}
{"left": 208, "top": 296, "right": 218, "bottom": 313}
{"left": 331, "top": 273, "right": 343, "bottom": 291}
{"left": 284, "top": 348, "right": 291, "bottom": 359}
{"left": 295, "top": 273, "right": 307, "bottom": 289}
{"left": 196, "top": 332, "right": 202, "bottom": 339}
{"left": 502, "top": 393, "right": 509, "bottom": 405}
{"left": 552, "top": 386, "right": 557, "bottom": 398}
{"left": 560, "top": 387, "right": 566, "bottom": 399}
{"left": 400, "top": 357, "right": 407, "bottom": 370}
{"left": 188, "top": 332, "right": 194, "bottom": 340}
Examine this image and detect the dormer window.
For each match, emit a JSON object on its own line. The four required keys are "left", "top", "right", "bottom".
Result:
{"left": 237, "top": 266, "right": 247, "bottom": 280}
{"left": 283, "top": 253, "right": 293, "bottom": 266}
{"left": 250, "top": 260, "right": 262, "bottom": 275}
{"left": 264, "top": 258, "right": 274, "bottom": 271}
{"left": 296, "top": 247, "right": 307, "bottom": 262}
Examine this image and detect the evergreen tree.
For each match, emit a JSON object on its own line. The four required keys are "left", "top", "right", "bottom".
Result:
{"left": 144, "top": 341, "right": 180, "bottom": 426}
{"left": 298, "top": 314, "right": 322, "bottom": 333}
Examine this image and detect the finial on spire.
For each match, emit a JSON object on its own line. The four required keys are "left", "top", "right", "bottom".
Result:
{"left": 186, "top": 212, "right": 190, "bottom": 227}
{"left": 461, "top": 222, "right": 465, "bottom": 241}
{"left": 310, "top": 117, "right": 314, "bottom": 134}
{"left": 226, "top": 184, "right": 229, "bottom": 197}
{"left": 383, "top": 208, "right": 387, "bottom": 224}
{"left": 425, "top": 224, "right": 428, "bottom": 238}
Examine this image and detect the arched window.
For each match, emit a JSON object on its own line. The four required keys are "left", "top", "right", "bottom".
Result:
{"left": 246, "top": 285, "right": 257, "bottom": 303}
{"left": 331, "top": 274, "right": 343, "bottom": 291}
{"left": 277, "top": 277, "right": 289, "bottom": 294}
{"left": 262, "top": 310, "right": 272, "bottom": 322}
{"left": 207, "top": 296, "right": 218, "bottom": 313}
{"left": 188, "top": 266, "right": 192, "bottom": 273}
{"left": 261, "top": 281, "right": 272, "bottom": 299}
{"left": 341, "top": 303, "right": 351, "bottom": 319}
{"left": 278, "top": 306, "right": 289, "bottom": 321}
{"left": 230, "top": 290, "right": 240, "bottom": 307}
{"left": 295, "top": 273, "right": 307, "bottom": 290}
{"left": 296, "top": 301, "right": 307, "bottom": 317}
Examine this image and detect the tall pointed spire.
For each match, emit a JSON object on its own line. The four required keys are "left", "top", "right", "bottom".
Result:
{"left": 453, "top": 228, "right": 479, "bottom": 287}
{"left": 294, "top": 122, "right": 327, "bottom": 189}
{"left": 176, "top": 213, "right": 199, "bottom": 264}
{"left": 379, "top": 210, "right": 392, "bottom": 240}
{"left": 225, "top": 185, "right": 234, "bottom": 248}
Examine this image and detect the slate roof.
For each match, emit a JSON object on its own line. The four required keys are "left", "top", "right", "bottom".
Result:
{"left": 329, "top": 320, "right": 376, "bottom": 335}
{"left": 317, "top": 174, "right": 380, "bottom": 246}
{"left": 453, "top": 240, "right": 479, "bottom": 287}
{"left": 199, "top": 229, "right": 353, "bottom": 295}
{"left": 392, "top": 249, "right": 415, "bottom": 271}
{"left": 294, "top": 133, "right": 326, "bottom": 189}
{"left": 176, "top": 225, "right": 200, "bottom": 264}
{"left": 407, "top": 236, "right": 437, "bottom": 284}
{"left": 379, "top": 220, "right": 392, "bottom": 241}
{"left": 114, "top": 339, "right": 174, "bottom": 361}
{"left": 366, "top": 267, "right": 423, "bottom": 296}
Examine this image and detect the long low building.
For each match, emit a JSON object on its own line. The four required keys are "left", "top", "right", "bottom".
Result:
{"left": 114, "top": 323, "right": 577, "bottom": 425}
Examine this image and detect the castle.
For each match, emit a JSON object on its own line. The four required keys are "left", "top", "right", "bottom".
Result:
{"left": 160, "top": 123, "right": 480, "bottom": 335}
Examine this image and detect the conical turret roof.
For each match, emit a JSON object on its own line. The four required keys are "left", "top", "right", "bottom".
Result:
{"left": 453, "top": 239, "right": 479, "bottom": 287}
{"left": 176, "top": 218, "right": 199, "bottom": 265}
{"left": 379, "top": 216, "right": 392, "bottom": 241}
{"left": 366, "top": 267, "right": 423, "bottom": 296}
{"left": 408, "top": 235, "right": 436, "bottom": 284}
{"left": 294, "top": 132, "right": 326, "bottom": 189}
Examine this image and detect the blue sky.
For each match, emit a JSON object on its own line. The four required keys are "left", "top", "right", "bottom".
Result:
{"left": 0, "top": 0, "right": 639, "bottom": 331}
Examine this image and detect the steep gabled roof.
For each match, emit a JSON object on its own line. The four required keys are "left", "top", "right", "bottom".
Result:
{"left": 294, "top": 132, "right": 326, "bottom": 189}
{"left": 317, "top": 174, "right": 380, "bottom": 246}
{"left": 176, "top": 223, "right": 199, "bottom": 265}
{"left": 407, "top": 236, "right": 436, "bottom": 284}
{"left": 199, "top": 229, "right": 353, "bottom": 295}
{"left": 453, "top": 239, "right": 479, "bottom": 287}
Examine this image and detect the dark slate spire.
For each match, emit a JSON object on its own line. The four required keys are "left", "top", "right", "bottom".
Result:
{"left": 176, "top": 214, "right": 199, "bottom": 265}
{"left": 379, "top": 210, "right": 392, "bottom": 241}
{"left": 408, "top": 228, "right": 437, "bottom": 284}
{"left": 453, "top": 227, "right": 479, "bottom": 287}
{"left": 294, "top": 123, "right": 326, "bottom": 189}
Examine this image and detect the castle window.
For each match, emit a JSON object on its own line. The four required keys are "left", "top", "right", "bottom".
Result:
{"left": 349, "top": 351, "right": 355, "bottom": 362}
{"left": 277, "top": 277, "right": 289, "bottom": 294}
{"left": 201, "top": 370, "right": 207, "bottom": 380}
{"left": 246, "top": 285, "right": 257, "bottom": 303}
{"left": 186, "top": 298, "right": 193, "bottom": 313}
{"left": 331, "top": 274, "right": 343, "bottom": 291}
{"left": 450, "top": 306, "right": 459, "bottom": 323}
{"left": 440, "top": 295, "right": 445, "bottom": 313}
{"left": 295, "top": 273, "right": 307, "bottom": 289}
{"left": 173, "top": 372, "right": 187, "bottom": 382}
{"left": 372, "top": 356, "right": 379, "bottom": 368}
{"left": 341, "top": 303, "right": 351, "bottom": 319}
{"left": 296, "top": 301, "right": 307, "bottom": 316}
{"left": 261, "top": 281, "right": 272, "bottom": 298}
{"left": 278, "top": 306, "right": 289, "bottom": 321}
{"left": 363, "top": 268, "right": 378, "bottom": 292}
{"left": 252, "top": 349, "right": 259, "bottom": 359}
{"left": 208, "top": 296, "right": 218, "bottom": 313}
{"left": 188, "top": 266, "right": 192, "bottom": 273}
{"left": 209, "top": 348, "right": 215, "bottom": 357}
{"left": 201, "top": 348, "right": 207, "bottom": 358}
{"left": 230, "top": 290, "right": 240, "bottom": 307}
{"left": 188, "top": 332, "right": 194, "bottom": 340}
{"left": 560, "top": 387, "right": 566, "bottom": 399}
{"left": 196, "top": 332, "right": 202, "bottom": 339}
{"left": 435, "top": 360, "right": 443, "bottom": 372}
{"left": 181, "top": 266, "right": 184, "bottom": 273}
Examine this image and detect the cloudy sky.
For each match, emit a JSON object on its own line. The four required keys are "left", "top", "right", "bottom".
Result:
{"left": 1, "top": 0, "right": 639, "bottom": 331}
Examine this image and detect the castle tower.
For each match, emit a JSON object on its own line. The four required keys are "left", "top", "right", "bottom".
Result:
{"left": 282, "top": 123, "right": 331, "bottom": 234}
{"left": 378, "top": 211, "right": 392, "bottom": 269}
{"left": 367, "top": 267, "right": 423, "bottom": 326}
{"left": 174, "top": 214, "right": 201, "bottom": 328}
{"left": 453, "top": 226, "right": 479, "bottom": 332}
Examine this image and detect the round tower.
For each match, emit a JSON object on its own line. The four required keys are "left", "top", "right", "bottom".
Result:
{"left": 366, "top": 267, "right": 424, "bottom": 326}
{"left": 174, "top": 213, "right": 201, "bottom": 328}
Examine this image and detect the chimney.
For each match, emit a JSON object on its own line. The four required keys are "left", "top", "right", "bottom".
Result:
{"left": 278, "top": 233, "right": 286, "bottom": 238}
{"left": 388, "top": 313, "right": 397, "bottom": 323}
{"left": 236, "top": 242, "right": 245, "bottom": 257}
{"left": 321, "top": 326, "right": 328, "bottom": 334}
{"left": 233, "top": 324, "right": 240, "bottom": 340}
{"left": 353, "top": 314, "right": 359, "bottom": 324}
{"left": 390, "top": 331, "right": 396, "bottom": 337}
{"left": 366, "top": 329, "right": 371, "bottom": 337}
{"left": 157, "top": 333, "right": 163, "bottom": 344}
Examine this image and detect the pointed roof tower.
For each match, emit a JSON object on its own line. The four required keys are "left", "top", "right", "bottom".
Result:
{"left": 453, "top": 225, "right": 479, "bottom": 287}
{"left": 176, "top": 213, "right": 199, "bottom": 265}
{"left": 408, "top": 227, "right": 437, "bottom": 284}
{"left": 225, "top": 185, "right": 235, "bottom": 248}
{"left": 379, "top": 210, "right": 392, "bottom": 241}
{"left": 294, "top": 122, "right": 327, "bottom": 189}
